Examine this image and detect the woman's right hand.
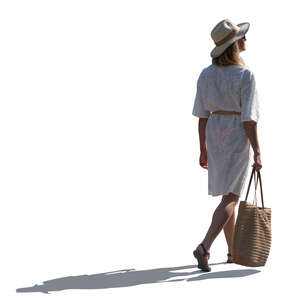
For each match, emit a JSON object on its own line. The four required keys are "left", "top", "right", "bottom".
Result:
{"left": 252, "top": 153, "right": 262, "bottom": 171}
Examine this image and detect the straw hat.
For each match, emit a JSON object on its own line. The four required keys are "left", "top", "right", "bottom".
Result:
{"left": 210, "top": 19, "right": 250, "bottom": 58}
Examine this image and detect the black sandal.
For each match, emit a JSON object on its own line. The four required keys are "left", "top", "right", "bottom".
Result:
{"left": 193, "top": 243, "right": 211, "bottom": 272}
{"left": 227, "top": 253, "right": 233, "bottom": 263}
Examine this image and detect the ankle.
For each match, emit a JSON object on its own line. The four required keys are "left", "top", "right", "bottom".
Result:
{"left": 199, "top": 242, "right": 210, "bottom": 253}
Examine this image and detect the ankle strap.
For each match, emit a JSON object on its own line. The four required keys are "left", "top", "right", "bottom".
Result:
{"left": 200, "top": 243, "right": 210, "bottom": 255}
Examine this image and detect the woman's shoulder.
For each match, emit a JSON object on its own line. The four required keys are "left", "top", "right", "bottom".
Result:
{"left": 239, "top": 66, "right": 258, "bottom": 87}
{"left": 196, "top": 66, "right": 209, "bottom": 82}
{"left": 199, "top": 64, "right": 255, "bottom": 81}
{"left": 204, "top": 63, "right": 252, "bottom": 73}
{"left": 221, "top": 64, "right": 256, "bottom": 81}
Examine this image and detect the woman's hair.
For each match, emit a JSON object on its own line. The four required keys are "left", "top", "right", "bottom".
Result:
{"left": 212, "top": 40, "right": 245, "bottom": 67}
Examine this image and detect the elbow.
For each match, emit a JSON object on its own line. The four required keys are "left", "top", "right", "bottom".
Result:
{"left": 199, "top": 117, "right": 209, "bottom": 122}
{"left": 242, "top": 120, "right": 257, "bottom": 132}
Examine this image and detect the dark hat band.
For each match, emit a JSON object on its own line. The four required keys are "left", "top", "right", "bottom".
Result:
{"left": 215, "top": 29, "right": 240, "bottom": 46}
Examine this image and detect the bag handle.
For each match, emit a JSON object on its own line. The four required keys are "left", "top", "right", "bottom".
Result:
{"left": 245, "top": 166, "right": 264, "bottom": 209}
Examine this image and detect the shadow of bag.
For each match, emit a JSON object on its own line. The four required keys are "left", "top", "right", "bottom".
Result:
{"left": 232, "top": 166, "right": 272, "bottom": 267}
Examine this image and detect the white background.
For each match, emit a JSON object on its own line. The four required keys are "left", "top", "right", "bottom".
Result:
{"left": 0, "top": 0, "right": 291, "bottom": 298}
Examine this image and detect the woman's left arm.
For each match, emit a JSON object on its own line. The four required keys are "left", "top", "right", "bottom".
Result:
{"left": 198, "top": 118, "right": 208, "bottom": 152}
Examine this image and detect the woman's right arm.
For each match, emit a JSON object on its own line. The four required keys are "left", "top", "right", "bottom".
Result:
{"left": 243, "top": 121, "right": 262, "bottom": 171}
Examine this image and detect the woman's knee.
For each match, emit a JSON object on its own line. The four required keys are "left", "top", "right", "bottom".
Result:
{"left": 222, "top": 192, "right": 239, "bottom": 203}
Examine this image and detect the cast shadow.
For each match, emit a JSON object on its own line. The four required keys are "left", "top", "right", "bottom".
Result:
{"left": 16, "top": 261, "right": 260, "bottom": 294}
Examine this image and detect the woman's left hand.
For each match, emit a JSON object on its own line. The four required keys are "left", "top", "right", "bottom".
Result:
{"left": 199, "top": 150, "right": 208, "bottom": 169}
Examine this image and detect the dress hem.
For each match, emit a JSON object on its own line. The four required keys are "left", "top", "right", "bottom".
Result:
{"left": 208, "top": 190, "right": 241, "bottom": 197}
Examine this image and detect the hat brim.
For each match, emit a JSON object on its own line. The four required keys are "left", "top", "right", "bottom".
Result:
{"left": 210, "top": 22, "right": 250, "bottom": 58}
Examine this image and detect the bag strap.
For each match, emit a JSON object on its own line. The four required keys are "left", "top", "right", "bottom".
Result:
{"left": 245, "top": 166, "right": 256, "bottom": 202}
{"left": 258, "top": 170, "right": 264, "bottom": 208}
{"left": 245, "top": 166, "right": 265, "bottom": 209}
{"left": 252, "top": 170, "right": 258, "bottom": 206}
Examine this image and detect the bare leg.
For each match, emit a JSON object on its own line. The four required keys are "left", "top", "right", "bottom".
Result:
{"left": 223, "top": 208, "right": 236, "bottom": 259}
{"left": 195, "top": 192, "right": 239, "bottom": 266}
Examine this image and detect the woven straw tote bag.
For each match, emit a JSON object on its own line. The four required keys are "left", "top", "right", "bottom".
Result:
{"left": 232, "top": 166, "right": 272, "bottom": 267}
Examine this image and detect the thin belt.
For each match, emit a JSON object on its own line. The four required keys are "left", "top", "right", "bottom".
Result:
{"left": 212, "top": 110, "right": 241, "bottom": 115}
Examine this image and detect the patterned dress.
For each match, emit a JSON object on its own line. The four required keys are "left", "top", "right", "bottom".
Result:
{"left": 192, "top": 64, "right": 260, "bottom": 197}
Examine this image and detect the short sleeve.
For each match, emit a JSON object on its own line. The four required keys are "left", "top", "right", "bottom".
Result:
{"left": 192, "top": 72, "right": 210, "bottom": 118}
{"left": 240, "top": 69, "right": 260, "bottom": 123}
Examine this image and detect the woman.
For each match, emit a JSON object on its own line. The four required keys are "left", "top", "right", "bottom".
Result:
{"left": 191, "top": 19, "right": 262, "bottom": 272}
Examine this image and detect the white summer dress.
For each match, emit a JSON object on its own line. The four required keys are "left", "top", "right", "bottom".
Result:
{"left": 192, "top": 64, "right": 260, "bottom": 197}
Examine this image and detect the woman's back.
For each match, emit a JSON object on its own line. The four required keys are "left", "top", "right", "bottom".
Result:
{"left": 193, "top": 64, "right": 259, "bottom": 124}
